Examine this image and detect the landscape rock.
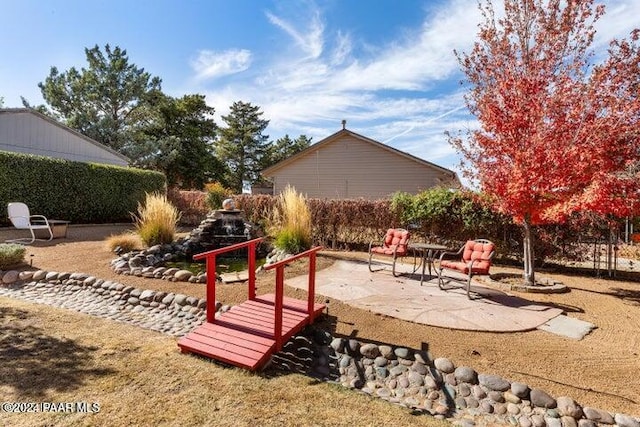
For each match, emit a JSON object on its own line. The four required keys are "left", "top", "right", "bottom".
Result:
{"left": 360, "top": 343, "right": 379, "bottom": 358}
{"left": 530, "top": 388, "right": 556, "bottom": 409}
{"left": 434, "top": 357, "right": 455, "bottom": 373}
{"left": 582, "top": 407, "right": 614, "bottom": 424}
{"left": 478, "top": 374, "right": 510, "bottom": 391}
{"left": 557, "top": 396, "right": 582, "bottom": 418}
{"left": 614, "top": 413, "right": 640, "bottom": 427}
{"left": 174, "top": 270, "right": 193, "bottom": 281}
{"left": 511, "top": 382, "right": 530, "bottom": 398}
{"left": 2, "top": 270, "right": 19, "bottom": 284}
{"left": 454, "top": 366, "right": 477, "bottom": 384}
{"left": 18, "top": 271, "right": 34, "bottom": 281}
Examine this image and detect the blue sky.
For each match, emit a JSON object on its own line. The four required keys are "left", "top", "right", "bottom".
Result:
{"left": 2, "top": 0, "right": 640, "bottom": 179}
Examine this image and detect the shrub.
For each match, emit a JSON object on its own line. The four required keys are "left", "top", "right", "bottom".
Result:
{"left": 105, "top": 232, "right": 143, "bottom": 253}
{"left": 132, "top": 193, "right": 181, "bottom": 247}
{"left": 0, "top": 150, "right": 166, "bottom": 225}
{"left": 204, "top": 182, "right": 234, "bottom": 211}
{"left": 234, "top": 194, "right": 396, "bottom": 250}
{"left": 391, "top": 188, "right": 510, "bottom": 240}
{"left": 167, "top": 188, "right": 208, "bottom": 225}
{"left": 0, "top": 243, "right": 26, "bottom": 269}
{"left": 270, "top": 186, "right": 312, "bottom": 254}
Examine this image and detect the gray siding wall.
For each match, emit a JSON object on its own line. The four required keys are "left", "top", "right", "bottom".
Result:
{"left": 272, "top": 135, "right": 451, "bottom": 200}
{"left": 0, "top": 111, "right": 128, "bottom": 166}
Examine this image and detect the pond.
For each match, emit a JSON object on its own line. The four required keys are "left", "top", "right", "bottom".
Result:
{"left": 166, "top": 257, "right": 266, "bottom": 275}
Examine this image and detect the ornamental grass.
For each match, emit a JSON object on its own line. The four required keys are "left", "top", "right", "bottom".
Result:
{"left": 132, "top": 193, "right": 181, "bottom": 247}
{"left": 0, "top": 243, "right": 26, "bottom": 269}
{"left": 104, "top": 232, "right": 144, "bottom": 253}
{"left": 271, "top": 186, "right": 312, "bottom": 254}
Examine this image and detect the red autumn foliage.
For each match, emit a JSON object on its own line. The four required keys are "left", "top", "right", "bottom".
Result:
{"left": 167, "top": 188, "right": 207, "bottom": 226}
{"left": 450, "top": 0, "right": 640, "bottom": 283}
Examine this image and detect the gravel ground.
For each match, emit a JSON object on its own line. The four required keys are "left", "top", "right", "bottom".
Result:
{"left": 2, "top": 224, "right": 639, "bottom": 416}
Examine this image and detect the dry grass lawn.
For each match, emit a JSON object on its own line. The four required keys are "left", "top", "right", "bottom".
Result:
{"left": 0, "top": 297, "right": 450, "bottom": 427}
{"left": 1, "top": 224, "right": 640, "bottom": 424}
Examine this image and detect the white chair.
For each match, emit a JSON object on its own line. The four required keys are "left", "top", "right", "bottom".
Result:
{"left": 6, "top": 202, "right": 53, "bottom": 244}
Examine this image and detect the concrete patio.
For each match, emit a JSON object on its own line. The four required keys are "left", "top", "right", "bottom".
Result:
{"left": 285, "top": 258, "right": 569, "bottom": 333}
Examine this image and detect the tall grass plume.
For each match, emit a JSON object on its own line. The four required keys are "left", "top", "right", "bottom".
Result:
{"left": 270, "top": 186, "right": 312, "bottom": 254}
{"left": 132, "top": 193, "right": 181, "bottom": 247}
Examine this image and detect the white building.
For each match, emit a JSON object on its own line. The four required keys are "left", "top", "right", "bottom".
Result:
{"left": 262, "top": 126, "right": 460, "bottom": 200}
{"left": 0, "top": 108, "right": 130, "bottom": 166}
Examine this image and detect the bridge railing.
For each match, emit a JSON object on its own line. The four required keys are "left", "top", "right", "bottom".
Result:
{"left": 263, "top": 246, "right": 322, "bottom": 350}
{"left": 193, "top": 237, "right": 263, "bottom": 323}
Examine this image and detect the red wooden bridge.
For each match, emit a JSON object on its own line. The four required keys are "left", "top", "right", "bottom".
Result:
{"left": 177, "top": 238, "right": 325, "bottom": 370}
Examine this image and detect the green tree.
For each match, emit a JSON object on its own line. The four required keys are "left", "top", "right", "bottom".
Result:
{"left": 141, "top": 94, "right": 226, "bottom": 189}
{"left": 262, "top": 134, "right": 312, "bottom": 168}
{"left": 34, "top": 44, "right": 162, "bottom": 156}
{"left": 217, "top": 101, "right": 270, "bottom": 192}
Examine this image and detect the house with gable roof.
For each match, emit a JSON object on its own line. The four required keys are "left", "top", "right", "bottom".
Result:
{"left": 0, "top": 108, "right": 130, "bottom": 166}
{"left": 261, "top": 123, "right": 460, "bottom": 200}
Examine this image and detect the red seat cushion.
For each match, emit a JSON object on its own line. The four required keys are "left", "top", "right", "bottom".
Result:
{"left": 371, "top": 246, "right": 398, "bottom": 255}
{"left": 371, "top": 228, "right": 410, "bottom": 256}
{"left": 463, "top": 240, "right": 494, "bottom": 264}
{"left": 440, "top": 260, "right": 491, "bottom": 275}
{"left": 441, "top": 240, "right": 494, "bottom": 275}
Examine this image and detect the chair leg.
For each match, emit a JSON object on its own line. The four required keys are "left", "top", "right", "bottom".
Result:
{"left": 437, "top": 267, "right": 447, "bottom": 290}
{"left": 466, "top": 273, "right": 473, "bottom": 299}
{"left": 392, "top": 256, "right": 400, "bottom": 277}
{"left": 368, "top": 252, "right": 383, "bottom": 273}
{"left": 7, "top": 228, "right": 52, "bottom": 245}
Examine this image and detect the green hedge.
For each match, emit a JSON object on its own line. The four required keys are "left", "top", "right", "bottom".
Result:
{"left": 0, "top": 151, "right": 166, "bottom": 225}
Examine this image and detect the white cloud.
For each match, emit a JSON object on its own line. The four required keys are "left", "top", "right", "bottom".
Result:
{"left": 190, "top": 49, "right": 252, "bottom": 80}
{"left": 265, "top": 9, "right": 324, "bottom": 58}
{"left": 332, "top": 0, "right": 482, "bottom": 92}
{"left": 197, "top": 0, "right": 489, "bottom": 174}
{"left": 594, "top": 0, "right": 640, "bottom": 48}
{"left": 331, "top": 31, "right": 352, "bottom": 65}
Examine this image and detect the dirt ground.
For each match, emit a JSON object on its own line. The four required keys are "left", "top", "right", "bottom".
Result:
{"left": 2, "top": 224, "right": 640, "bottom": 417}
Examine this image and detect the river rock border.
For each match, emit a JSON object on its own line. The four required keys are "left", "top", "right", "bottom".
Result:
{"left": 274, "top": 328, "right": 640, "bottom": 427}
{"left": 0, "top": 269, "right": 231, "bottom": 337}
{"left": 110, "top": 244, "right": 207, "bottom": 284}
{"left": 110, "top": 246, "right": 294, "bottom": 283}
{"left": 1, "top": 268, "right": 638, "bottom": 426}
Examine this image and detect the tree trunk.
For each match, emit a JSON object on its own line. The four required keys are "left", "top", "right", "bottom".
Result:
{"left": 522, "top": 218, "right": 535, "bottom": 286}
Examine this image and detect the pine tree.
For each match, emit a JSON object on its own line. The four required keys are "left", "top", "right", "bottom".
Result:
{"left": 217, "top": 101, "right": 270, "bottom": 192}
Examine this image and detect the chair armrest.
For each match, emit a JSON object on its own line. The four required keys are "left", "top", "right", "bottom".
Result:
{"left": 30, "top": 215, "right": 50, "bottom": 225}
{"left": 438, "top": 246, "right": 464, "bottom": 263}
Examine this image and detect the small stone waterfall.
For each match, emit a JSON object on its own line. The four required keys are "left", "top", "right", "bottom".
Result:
{"left": 183, "top": 209, "right": 262, "bottom": 256}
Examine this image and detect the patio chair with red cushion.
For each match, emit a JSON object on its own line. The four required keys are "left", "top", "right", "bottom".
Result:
{"left": 368, "top": 228, "right": 411, "bottom": 277}
{"left": 436, "top": 239, "right": 495, "bottom": 299}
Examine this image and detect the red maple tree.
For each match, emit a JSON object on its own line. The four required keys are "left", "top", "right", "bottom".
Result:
{"left": 450, "top": 0, "right": 640, "bottom": 285}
